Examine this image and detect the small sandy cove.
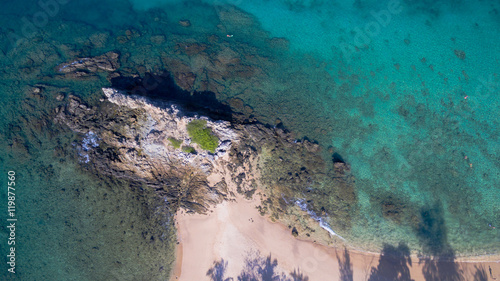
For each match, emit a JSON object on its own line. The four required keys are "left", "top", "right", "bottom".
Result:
{"left": 170, "top": 194, "right": 499, "bottom": 281}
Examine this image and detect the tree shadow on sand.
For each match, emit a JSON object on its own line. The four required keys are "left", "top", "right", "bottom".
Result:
{"left": 206, "top": 252, "right": 309, "bottom": 281}
{"left": 367, "top": 242, "right": 414, "bottom": 281}
{"left": 237, "top": 253, "right": 299, "bottom": 281}
{"left": 412, "top": 201, "right": 493, "bottom": 281}
{"left": 289, "top": 269, "right": 309, "bottom": 281}
{"left": 473, "top": 266, "right": 488, "bottom": 281}
{"left": 206, "top": 258, "right": 233, "bottom": 281}
{"left": 337, "top": 248, "right": 353, "bottom": 281}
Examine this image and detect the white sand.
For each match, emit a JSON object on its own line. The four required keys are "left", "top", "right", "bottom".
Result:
{"left": 170, "top": 195, "right": 500, "bottom": 281}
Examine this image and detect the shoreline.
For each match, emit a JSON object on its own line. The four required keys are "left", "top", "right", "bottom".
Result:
{"left": 336, "top": 242, "right": 500, "bottom": 264}
{"left": 295, "top": 236, "right": 500, "bottom": 264}
{"left": 169, "top": 238, "right": 183, "bottom": 281}
{"left": 170, "top": 194, "right": 500, "bottom": 281}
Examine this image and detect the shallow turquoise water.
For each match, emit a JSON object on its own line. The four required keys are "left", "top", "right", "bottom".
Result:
{"left": 201, "top": 0, "right": 500, "bottom": 256}
{"left": 0, "top": 0, "right": 499, "bottom": 279}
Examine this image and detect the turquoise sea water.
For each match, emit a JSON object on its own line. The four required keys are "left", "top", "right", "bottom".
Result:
{"left": 0, "top": 0, "right": 499, "bottom": 279}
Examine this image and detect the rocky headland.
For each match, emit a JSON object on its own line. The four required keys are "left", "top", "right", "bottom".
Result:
{"left": 33, "top": 5, "right": 357, "bottom": 248}
{"left": 54, "top": 84, "right": 356, "bottom": 246}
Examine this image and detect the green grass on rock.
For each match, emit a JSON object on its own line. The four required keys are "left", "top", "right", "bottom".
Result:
{"left": 186, "top": 120, "right": 219, "bottom": 153}
{"left": 167, "top": 137, "right": 182, "bottom": 149}
{"left": 181, "top": 145, "right": 196, "bottom": 154}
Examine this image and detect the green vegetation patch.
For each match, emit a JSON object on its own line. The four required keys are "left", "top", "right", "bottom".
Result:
{"left": 167, "top": 137, "right": 182, "bottom": 149}
{"left": 181, "top": 145, "right": 196, "bottom": 154}
{"left": 186, "top": 119, "right": 219, "bottom": 153}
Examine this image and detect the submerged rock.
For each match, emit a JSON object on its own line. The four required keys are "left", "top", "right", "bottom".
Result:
{"left": 56, "top": 51, "right": 120, "bottom": 77}
{"left": 178, "top": 20, "right": 191, "bottom": 27}
{"left": 454, "top": 49, "right": 466, "bottom": 60}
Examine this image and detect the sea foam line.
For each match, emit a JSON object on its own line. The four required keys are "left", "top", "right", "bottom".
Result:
{"left": 295, "top": 199, "right": 346, "bottom": 241}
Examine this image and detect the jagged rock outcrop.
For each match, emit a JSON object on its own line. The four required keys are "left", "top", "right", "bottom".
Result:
{"left": 54, "top": 88, "right": 238, "bottom": 213}
{"left": 54, "top": 87, "right": 356, "bottom": 241}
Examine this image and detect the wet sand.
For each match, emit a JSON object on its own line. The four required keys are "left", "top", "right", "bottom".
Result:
{"left": 170, "top": 195, "right": 500, "bottom": 281}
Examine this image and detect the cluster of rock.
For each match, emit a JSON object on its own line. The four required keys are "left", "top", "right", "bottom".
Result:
{"left": 54, "top": 84, "right": 355, "bottom": 246}
{"left": 50, "top": 45, "right": 356, "bottom": 242}
{"left": 54, "top": 87, "right": 239, "bottom": 212}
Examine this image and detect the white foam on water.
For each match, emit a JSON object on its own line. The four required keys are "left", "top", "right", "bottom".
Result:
{"left": 296, "top": 199, "right": 346, "bottom": 241}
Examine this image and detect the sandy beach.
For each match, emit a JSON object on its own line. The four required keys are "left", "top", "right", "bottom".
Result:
{"left": 170, "top": 194, "right": 499, "bottom": 281}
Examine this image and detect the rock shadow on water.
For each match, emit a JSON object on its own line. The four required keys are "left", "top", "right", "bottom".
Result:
{"left": 206, "top": 252, "right": 309, "bottom": 281}
{"left": 110, "top": 71, "right": 236, "bottom": 122}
